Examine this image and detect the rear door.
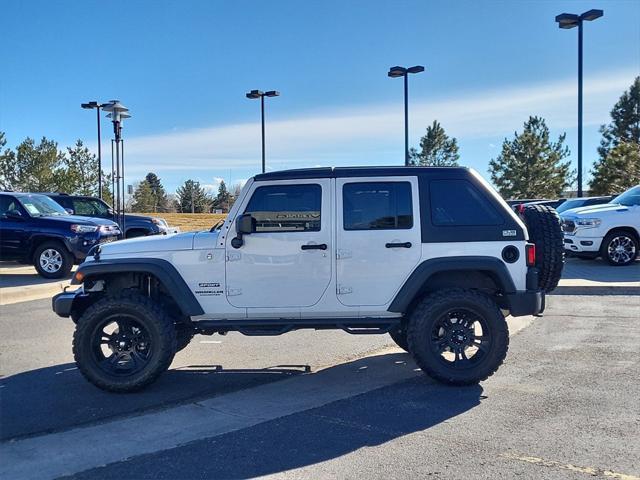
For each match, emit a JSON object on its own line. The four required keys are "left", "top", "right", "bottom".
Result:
{"left": 336, "top": 177, "right": 421, "bottom": 307}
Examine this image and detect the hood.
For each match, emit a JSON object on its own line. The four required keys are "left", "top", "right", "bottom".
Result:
{"left": 124, "top": 213, "right": 160, "bottom": 223}
{"left": 38, "top": 215, "right": 117, "bottom": 226}
{"left": 562, "top": 203, "right": 628, "bottom": 217}
{"left": 100, "top": 231, "right": 197, "bottom": 256}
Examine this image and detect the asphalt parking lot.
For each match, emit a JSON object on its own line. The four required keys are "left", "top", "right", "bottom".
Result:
{"left": 1, "top": 258, "right": 639, "bottom": 479}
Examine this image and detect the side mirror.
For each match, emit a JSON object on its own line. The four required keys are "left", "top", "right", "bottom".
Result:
{"left": 236, "top": 214, "right": 255, "bottom": 235}
{"left": 107, "top": 208, "right": 114, "bottom": 215}
{"left": 65, "top": 208, "right": 75, "bottom": 215}
{"left": 231, "top": 214, "right": 255, "bottom": 248}
{"left": 4, "top": 209, "right": 23, "bottom": 220}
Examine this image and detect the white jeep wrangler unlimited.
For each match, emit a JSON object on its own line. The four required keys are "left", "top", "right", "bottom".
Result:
{"left": 53, "top": 166, "right": 563, "bottom": 392}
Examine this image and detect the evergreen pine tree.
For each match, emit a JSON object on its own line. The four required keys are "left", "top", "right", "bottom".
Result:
{"left": 489, "top": 116, "right": 573, "bottom": 199}
{"left": 410, "top": 121, "right": 460, "bottom": 166}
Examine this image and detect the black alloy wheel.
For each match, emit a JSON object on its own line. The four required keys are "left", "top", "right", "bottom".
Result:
{"left": 91, "top": 315, "right": 153, "bottom": 377}
{"left": 430, "top": 309, "right": 491, "bottom": 369}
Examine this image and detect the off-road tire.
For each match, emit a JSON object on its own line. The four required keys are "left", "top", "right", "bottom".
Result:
{"left": 73, "top": 292, "right": 177, "bottom": 392}
{"left": 407, "top": 289, "right": 509, "bottom": 385}
{"left": 521, "top": 205, "right": 564, "bottom": 292}
{"left": 33, "top": 241, "right": 73, "bottom": 279}
{"left": 175, "top": 323, "right": 195, "bottom": 352}
{"left": 388, "top": 324, "right": 410, "bottom": 352}
{"left": 600, "top": 230, "right": 639, "bottom": 266}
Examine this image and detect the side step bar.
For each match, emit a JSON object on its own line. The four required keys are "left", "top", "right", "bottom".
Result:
{"left": 192, "top": 317, "right": 402, "bottom": 337}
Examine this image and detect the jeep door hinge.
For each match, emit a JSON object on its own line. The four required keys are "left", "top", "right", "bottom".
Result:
{"left": 337, "top": 285, "right": 353, "bottom": 295}
{"left": 336, "top": 249, "right": 352, "bottom": 260}
{"left": 227, "top": 287, "right": 242, "bottom": 296}
{"left": 226, "top": 252, "right": 241, "bottom": 262}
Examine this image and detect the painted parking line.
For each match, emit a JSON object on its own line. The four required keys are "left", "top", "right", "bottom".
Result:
{"left": 501, "top": 453, "right": 639, "bottom": 480}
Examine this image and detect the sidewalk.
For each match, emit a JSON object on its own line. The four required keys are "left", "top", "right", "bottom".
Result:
{"left": 0, "top": 263, "right": 73, "bottom": 306}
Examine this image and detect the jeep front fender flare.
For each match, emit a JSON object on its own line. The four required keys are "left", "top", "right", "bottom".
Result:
{"left": 72, "top": 258, "right": 204, "bottom": 316}
{"left": 388, "top": 256, "right": 516, "bottom": 313}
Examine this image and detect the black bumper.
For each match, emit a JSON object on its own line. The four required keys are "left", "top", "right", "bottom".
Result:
{"left": 504, "top": 290, "right": 545, "bottom": 317}
{"left": 52, "top": 290, "right": 83, "bottom": 318}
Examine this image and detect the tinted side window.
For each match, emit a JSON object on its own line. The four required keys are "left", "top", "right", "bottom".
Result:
{"left": 0, "top": 196, "right": 19, "bottom": 216}
{"left": 343, "top": 182, "right": 413, "bottom": 230}
{"left": 244, "top": 184, "right": 321, "bottom": 232}
{"left": 430, "top": 179, "right": 503, "bottom": 226}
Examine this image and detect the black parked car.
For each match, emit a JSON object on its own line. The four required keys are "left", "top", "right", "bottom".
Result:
{"left": 45, "top": 193, "right": 172, "bottom": 238}
{"left": 0, "top": 192, "right": 120, "bottom": 278}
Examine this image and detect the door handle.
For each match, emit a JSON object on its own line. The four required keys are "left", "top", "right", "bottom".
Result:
{"left": 301, "top": 243, "right": 328, "bottom": 250}
{"left": 385, "top": 242, "right": 412, "bottom": 248}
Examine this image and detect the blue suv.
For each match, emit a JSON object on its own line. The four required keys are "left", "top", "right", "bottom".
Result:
{"left": 45, "top": 193, "right": 173, "bottom": 238}
{"left": 0, "top": 192, "right": 120, "bottom": 278}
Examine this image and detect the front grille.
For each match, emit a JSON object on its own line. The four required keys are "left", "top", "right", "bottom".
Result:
{"left": 99, "top": 236, "right": 117, "bottom": 244}
{"left": 561, "top": 219, "right": 576, "bottom": 233}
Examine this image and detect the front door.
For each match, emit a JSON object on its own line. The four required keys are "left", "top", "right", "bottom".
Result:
{"left": 336, "top": 177, "right": 422, "bottom": 307}
{"left": 0, "top": 196, "right": 28, "bottom": 260}
{"left": 225, "top": 180, "right": 332, "bottom": 309}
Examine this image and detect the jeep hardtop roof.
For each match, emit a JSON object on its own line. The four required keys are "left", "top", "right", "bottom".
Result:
{"left": 254, "top": 166, "right": 469, "bottom": 181}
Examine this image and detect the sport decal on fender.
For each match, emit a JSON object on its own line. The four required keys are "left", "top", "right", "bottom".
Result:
{"left": 196, "top": 282, "right": 222, "bottom": 295}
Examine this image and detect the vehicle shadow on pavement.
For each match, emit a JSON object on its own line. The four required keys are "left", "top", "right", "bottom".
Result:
{"left": 68, "top": 366, "right": 484, "bottom": 480}
{"left": 0, "top": 363, "right": 306, "bottom": 441}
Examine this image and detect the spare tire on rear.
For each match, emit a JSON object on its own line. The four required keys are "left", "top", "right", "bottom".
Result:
{"left": 520, "top": 205, "right": 564, "bottom": 292}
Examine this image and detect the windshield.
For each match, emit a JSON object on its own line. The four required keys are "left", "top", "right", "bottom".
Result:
{"left": 18, "top": 194, "right": 69, "bottom": 217}
{"left": 73, "top": 198, "right": 110, "bottom": 216}
{"left": 556, "top": 199, "right": 584, "bottom": 214}
{"left": 611, "top": 186, "right": 640, "bottom": 207}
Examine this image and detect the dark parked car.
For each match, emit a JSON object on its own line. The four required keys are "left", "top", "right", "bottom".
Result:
{"left": 45, "top": 193, "right": 173, "bottom": 238}
{"left": 555, "top": 195, "right": 614, "bottom": 214}
{"left": 0, "top": 192, "right": 120, "bottom": 278}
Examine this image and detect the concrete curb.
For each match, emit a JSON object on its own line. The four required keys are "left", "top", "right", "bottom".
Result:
{"left": 0, "top": 281, "right": 69, "bottom": 306}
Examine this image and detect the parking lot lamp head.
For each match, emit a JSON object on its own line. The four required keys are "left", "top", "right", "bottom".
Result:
{"left": 246, "top": 90, "right": 264, "bottom": 99}
{"left": 555, "top": 13, "right": 580, "bottom": 29}
{"left": 388, "top": 66, "right": 406, "bottom": 78}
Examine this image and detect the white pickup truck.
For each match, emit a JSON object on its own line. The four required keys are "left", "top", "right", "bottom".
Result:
{"left": 561, "top": 185, "right": 640, "bottom": 265}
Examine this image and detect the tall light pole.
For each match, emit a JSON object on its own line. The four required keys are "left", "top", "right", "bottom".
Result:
{"left": 555, "top": 9, "right": 604, "bottom": 197}
{"left": 102, "top": 100, "right": 131, "bottom": 235}
{"left": 246, "top": 89, "right": 279, "bottom": 173}
{"left": 388, "top": 65, "right": 425, "bottom": 166}
{"left": 81, "top": 101, "right": 109, "bottom": 199}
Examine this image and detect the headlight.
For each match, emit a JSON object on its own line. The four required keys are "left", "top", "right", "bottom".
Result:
{"left": 71, "top": 224, "right": 99, "bottom": 233}
{"left": 575, "top": 218, "right": 601, "bottom": 228}
{"left": 151, "top": 217, "right": 168, "bottom": 227}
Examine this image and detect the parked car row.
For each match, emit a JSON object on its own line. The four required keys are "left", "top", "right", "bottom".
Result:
{"left": 0, "top": 191, "right": 177, "bottom": 278}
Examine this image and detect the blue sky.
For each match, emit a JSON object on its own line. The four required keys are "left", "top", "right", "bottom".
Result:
{"left": 1, "top": 0, "right": 639, "bottom": 193}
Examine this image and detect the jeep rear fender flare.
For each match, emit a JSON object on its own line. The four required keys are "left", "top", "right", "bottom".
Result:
{"left": 72, "top": 258, "right": 204, "bottom": 316}
{"left": 388, "top": 256, "right": 516, "bottom": 313}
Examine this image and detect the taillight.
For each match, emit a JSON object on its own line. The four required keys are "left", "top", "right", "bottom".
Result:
{"left": 525, "top": 243, "right": 536, "bottom": 266}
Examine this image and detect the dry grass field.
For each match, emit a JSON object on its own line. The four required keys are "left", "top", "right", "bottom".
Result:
{"left": 138, "top": 213, "right": 226, "bottom": 232}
